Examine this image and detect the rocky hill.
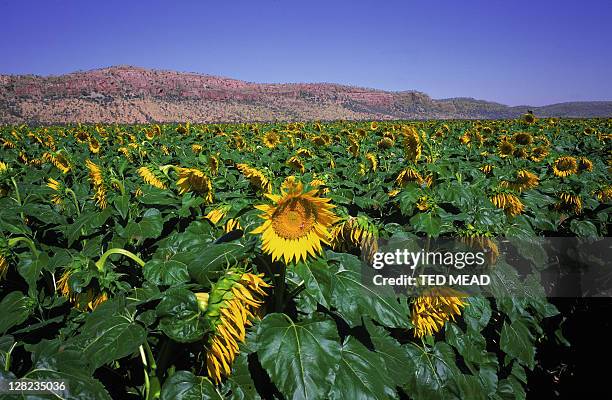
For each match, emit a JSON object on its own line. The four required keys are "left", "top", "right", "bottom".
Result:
{"left": 0, "top": 66, "right": 610, "bottom": 124}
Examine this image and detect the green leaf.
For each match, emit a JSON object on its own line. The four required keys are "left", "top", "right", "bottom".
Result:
{"left": 363, "top": 319, "right": 412, "bottom": 388}
{"left": 328, "top": 337, "right": 396, "bottom": 400}
{"left": 326, "top": 252, "right": 411, "bottom": 328}
{"left": 256, "top": 313, "right": 341, "bottom": 400}
{"left": 463, "top": 297, "right": 492, "bottom": 332}
{"left": 22, "top": 368, "right": 112, "bottom": 399}
{"left": 156, "top": 288, "right": 209, "bottom": 342}
{"left": 65, "top": 306, "right": 147, "bottom": 371}
{"left": 65, "top": 208, "right": 112, "bottom": 246}
{"left": 160, "top": 371, "right": 223, "bottom": 400}
{"left": 0, "top": 291, "right": 34, "bottom": 334}
{"left": 410, "top": 212, "right": 442, "bottom": 237}
{"left": 144, "top": 257, "right": 190, "bottom": 286}
{"left": 113, "top": 194, "right": 130, "bottom": 220}
{"left": 187, "top": 242, "right": 251, "bottom": 288}
{"left": 403, "top": 342, "right": 459, "bottom": 399}
{"left": 223, "top": 352, "right": 261, "bottom": 400}
{"left": 125, "top": 208, "right": 164, "bottom": 240}
{"left": 17, "top": 251, "right": 49, "bottom": 297}
{"left": 570, "top": 219, "right": 598, "bottom": 237}
{"left": 500, "top": 320, "right": 535, "bottom": 370}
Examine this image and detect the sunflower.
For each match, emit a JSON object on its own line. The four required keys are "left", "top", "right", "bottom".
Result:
{"left": 347, "top": 139, "right": 360, "bottom": 157}
{"left": 209, "top": 155, "right": 220, "bottom": 176}
{"left": 497, "top": 140, "right": 514, "bottom": 158}
{"left": 504, "top": 170, "right": 539, "bottom": 192}
{"left": 365, "top": 153, "right": 378, "bottom": 171}
{"left": 552, "top": 156, "right": 578, "bottom": 177}
{"left": 594, "top": 186, "right": 612, "bottom": 202}
{"left": 388, "top": 188, "right": 401, "bottom": 197}
{"left": 0, "top": 161, "right": 9, "bottom": 174}
{"left": 176, "top": 168, "right": 214, "bottom": 203}
{"left": 296, "top": 148, "right": 313, "bottom": 158}
{"left": 411, "top": 287, "right": 468, "bottom": 338}
{"left": 88, "top": 137, "right": 101, "bottom": 154}
{"left": 523, "top": 112, "right": 536, "bottom": 124}
{"left": 513, "top": 132, "right": 533, "bottom": 145}
{"left": 556, "top": 192, "right": 582, "bottom": 214}
{"left": 224, "top": 218, "right": 242, "bottom": 233}
{"left": 262, "top": 131, "right": 281, "bottom": 148}
{"left": 460, "top": 233, "right": 499, "bottom": 265}
{"left": 203, "top": 271, "right": 270, "bottom": 384}
{"left": 377, "top": 137, "right": 395, "bottom": 149}
{"left": 396, "top": 167, "right": 423, "bottom": 187}
{"left": 330, "top": 215, "right": 378, "bottom": 251}
{"left": 286, "top": 156, "right": 305, "bottom": 173}
{"left": 86, "top": 160, "right": 107, "bottom": 209}
{"left": 206, "top": 205, "right": 231, "bottom": 225}
{"left": 402, "top": 127, "right": 421, "bottom": 162}
{"left": 530, "top": 146, "right": 549, "bottom": 162}
{"left": 416, "top": 195, "right": 433, "bottom": 211}
{"left": 192, "top": 144, "right": 203, "bottom": 154}
{"left": 480, "top": 164, "right": 494, "bottom": 176}
{"left": 312, "top": 134, "right": 331, "bottom": 146}
{"left": 138, "top": 166, "right": 167, "bottom": 189}
{"left": 0, "top": 251, "right": 9, "bottom": 281}
{"left": 56, "top": 269, "right": 108, "bottom": 311}
{"left": 236, "top": 164, "right": 272, "bottom": 193}
{"left": 578, "top": 157, "right": 593, "bottom": 172}
{"left": 251, "top": 179, "right": 338, "bottom": 263}
{"left": 513, "top": 147, "right": 528, "bottom": 159}
{"left": 490, "top": 192, "right": 524, "bottom": 216}
{"left": 370, "top": 121, "right": 379, "bottom": 131}
{"left": 47, "top": 178, "right": 64, "bottom": 206}
{"left": 233, "top": 135, "right": 246, "bottom": 150}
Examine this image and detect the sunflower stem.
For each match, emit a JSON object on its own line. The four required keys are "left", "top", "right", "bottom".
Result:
{"left": 8, "top": 237, "right": 39, "bottom": 257}
{"left": 65, "top": 188, "right": 81, "bottom": 216}
{"left": 95, "top": 248, "right": 145, "bottom": 272}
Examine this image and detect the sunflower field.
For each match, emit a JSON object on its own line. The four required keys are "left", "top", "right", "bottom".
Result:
{"left": 0, "top": 116, "right": 610, "bottom": 399}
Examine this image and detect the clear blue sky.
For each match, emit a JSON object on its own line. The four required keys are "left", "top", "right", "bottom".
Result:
{"left": 1, "top": 0, "right": 611, "bottom": 106}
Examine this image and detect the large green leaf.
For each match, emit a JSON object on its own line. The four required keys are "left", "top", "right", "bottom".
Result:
{"left": 21, "top": 368, "right": 112, "bottom": 400}
{"left": 65, "top": 304, "right": 147, "bottom": 371}
{"left": 500, "top": 320, "right": 535, "bottom": 370}
{"left": 255, "top": 313, "right": 341, "bottom": 400}
{"left": 156, "top": 287, "right": 209, "bottom": 342}
{"left": 328, "top": 337, "right": 396, "bottom": 400}
{"left": 363, "top": 319, "right": 412, "bottom": 388}
{"left": 403, "top": 342, "right": 460, "bottom": 400}
{"left": 0, "top": 291, "right": 34, "bottom": 334}
{"left": 160, "top": 371, "right": 223, "bottom": 400}
{"left": 124, "top": 208, "right": 164, "bottom": 240}
{"left": 223, "top": 352, "right": 261, "bottom": 400}
{"left": 144, "top": 257, "right": 190, "bottom": 286}
{"left": 186, "top": 242, "right": 252, "bottom": 287}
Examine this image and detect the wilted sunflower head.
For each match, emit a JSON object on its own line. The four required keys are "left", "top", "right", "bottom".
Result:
{"left": 262, "top": 130, "right": 281, "bottom": 148}
{"left": 523, "top": 112, "right": 536, "bottom": 124}
{"left": 411, "top": 287, "right": 468, "bottom": 338}
{"left": 556, "top": 192, "right": 582, "bottom": 214}
{"left": 365, "top": 153, "right": 378, "bottom": 171}
{"left": 402, "top": 127, "right": 422, "bottom": 162}
{"left": 251, "top": 179, "right": 338, "bottom": 264}
{"left": 88, "top": 137, "right": 101, "bottom": 154}
{"left": 584, "top": 126, "right": 595, "bottom": 135}
{"left": 191, "top": 144, "right": 203, "bottom": 154}
{"left": 138, "top": 166, "right": 167, "bottom": 189}
{"left": 530, "top": 146, "right": 549, "bottom": 162}
{"left": 480, "top": 164, "right": 494, "bottom": 176}
{"left": 176, "top": 167, "right": 213, "bottom": 203}
{"left": 203, "top": 270, "right": 271, "bottom": 384}
{"left": 377, "top": 137, "right": 395, "bottom": 149}
{"left": 552, "top": 156, "right": 578, "bottom": 177}
{"left": 490, "top": 192, "right": 524, "bottom": 216}
{"left": 236, "top": 164, "right": 272, "bottom": 193}
{"left": 47, "top": 178, "right": 64, "bottom": 205}
{"left": 578, "top": 157, "right": 593, "bottom": 172}
{"left": 497, "top": 140, "right": 514, "bottom": 158}
{"left": 206, "top": 204, "right": 231, "bottom": 225}
{"left": 513, "top": 132, "right": 533, "bottom": 146}
{"left": 512, "top": 170, "right": 539, "bottom": 192}
{"left": 396, "top": 167, "right": 423, "bottom": 187}
{"left": 513, "top": 147, "right": 528, "bottom": 159}
{"left": 286, "top": 156, "right": 305, "bottom": 173}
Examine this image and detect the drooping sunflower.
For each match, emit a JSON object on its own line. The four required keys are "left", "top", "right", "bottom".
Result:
{"left": 347, "top": 139, "right": 360, "bottom": 157}
{"left": 377, "top": 137, "right": 395, "bottom": 149}
{"left": 176, "top": 167, "right": 214, "bottom": 203}
{"left": 365, "top": 153, "right": 378, "bottom": 171}
{"left": 206, "top": 204, "right": 231, "bottom": 225}
{"left": 411, "top": 287, "right": 468, "bottom": 338}
{"left": 286, "top": 156, "right": 305, "bottom": 173}
{"left": 578, "top": 157, "right": 593, "bottom": 172}
{"left": 556, "top": 192, "right": 582, "bottom": 214}
{"left": 0, "top": 248, "right": 9, "bottom": 281}
{"left": 396, "top": 167, "right": 423, "bottom": 187}
{"left": 490, "top": 192, "right": 524, "bottom": 216}
{"left": 497, "top": 140, "right": 514, "bottom": 158}
{"left": 251, "top": 179, "right": 338, "bottom": 263}
{"left": 262, "top": 130, "right": 281, "bottom": 148}
{"left": 296, "top": 148, "right": 313, "bottom": 158}
{"left": 47, "top": 178, "right": 64, "bottom": 206}
{"left": 88, "top": 137, "right": 101, "bottom": 154}
{"left": 512, "top": 132, "right": 533, "bottom": 145}
{"left": 224, "top": 218, "right": 242, "bottom": 233}
{"left": 552, "top": 156, "right": 578, "bottom": 177}
{"left": 138, "top": 166, "right": 167, "bottom": 189}
{"left": 330, "top": 215, "right": 378, "bottom": 252}
{"left": 460, "top": 232, "right": 499, "bottom": 265}
{"left": 56, "top": 268, "right": 108, "bottom": 311}
{"left": 202, "top": 271, "right": 270, "bottom": 384}
{"left": 523, "top": 112, "right": 536, "bottom": 124}
{"left": 402, "top": 126, "right": 422, "bottom": 162}
{"left": 191, "top": 144, "right": 203, "bottom": 154}
{"left": 236, "top": 164, "right": 272, "bottom": 193}
{"left": 86, "top": 160, "right": 107, "bottom": 209}
{"left": 530, "top": 146, "right": 549, "bottom": 162}
{"left": 208, "top": 155, "right": 220, "bottom": 176}
{"left": 504, "top": 170, "right": 539, "bottom": 192}
{"left": 480, "top": 164, "right": 495, "bottom": 176}
{"left": 594, "top": 186, "right": 612, "bottom": 202}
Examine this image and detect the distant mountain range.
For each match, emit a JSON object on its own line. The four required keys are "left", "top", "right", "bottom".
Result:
{"left": 1, "top": 66, "right": 610, "bottom": 124}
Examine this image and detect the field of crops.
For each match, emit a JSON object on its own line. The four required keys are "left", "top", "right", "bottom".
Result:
{"left": 0, "top": 116, "right": 610, "bottom": 399}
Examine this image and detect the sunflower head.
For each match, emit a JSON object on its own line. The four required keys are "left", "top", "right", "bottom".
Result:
{"left": 497, "top": 140, "right": 514, "bottom": 158}
{"left": 236, "top": 164, "right": 272, "bottom": 193}
{"left": 513, "top": 132, "right": 533, "bottom": 146}
{"left": 523, "top": 112, "right": 536, "bottom": 124}
{"left": 88, "top": 137, "right": 101, "bottom": 154}
{"left": 176, "top": 168, "right": 214, "bottom": 203}
{"left": 552, "top": 156, "right": 578, "bottom": 177}
{"left": 480, "top": 164, "right": 494, "bottom": 176}
{"left": 203, "top": 271, "right": 271, "bottom": 384}
{"left": 251, "top": 179, "right": 338, "bottom": 263}
{"left": 578, "top": 157, "right": 593, "bottom": 172}
{"left": 396, "top": 167, "right": 423, "bottom": 187}
{"left": 286, "top": 156, "right": 305, "bottom": 173}
{"left": 138, "top": 166, "right": 167, "bottom": 189}
{"left": 402, "top": 126, "right": 422, "bottom": 162}
{"left": 556, "top": 192, "right": 582, "bottom": 214}
{"left": 47, "top": 178, "right": 65, "bottom": 206}
{"left": 377, "top": 137, "right": 395, "bottom": 149}
{"left": 508, "top": 170, "right": 539, "bottom": 192}
{"left": 490, "top": 192, "right": 524, "bottom": 216}
{"left": 365, "top": 153, "right": 378, "bottom": 171}
{"left": 191, "top": 144, "right": 203, "bottom": 154}
{"left": 206, "top": 204, "right": 231, "bottom": 225}
{"left": 530, "top": 146, "right": 549, "bottom": 162}
{"left": 262, "top": 130, "right": 281, "bottom": 148}
{"left": 411, "top": 287, "right": 468, "bottom": 338}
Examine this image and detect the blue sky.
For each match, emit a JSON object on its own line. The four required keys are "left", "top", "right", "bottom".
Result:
{"left": 1, "top": 0, "right": 611, "bottom": 105}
